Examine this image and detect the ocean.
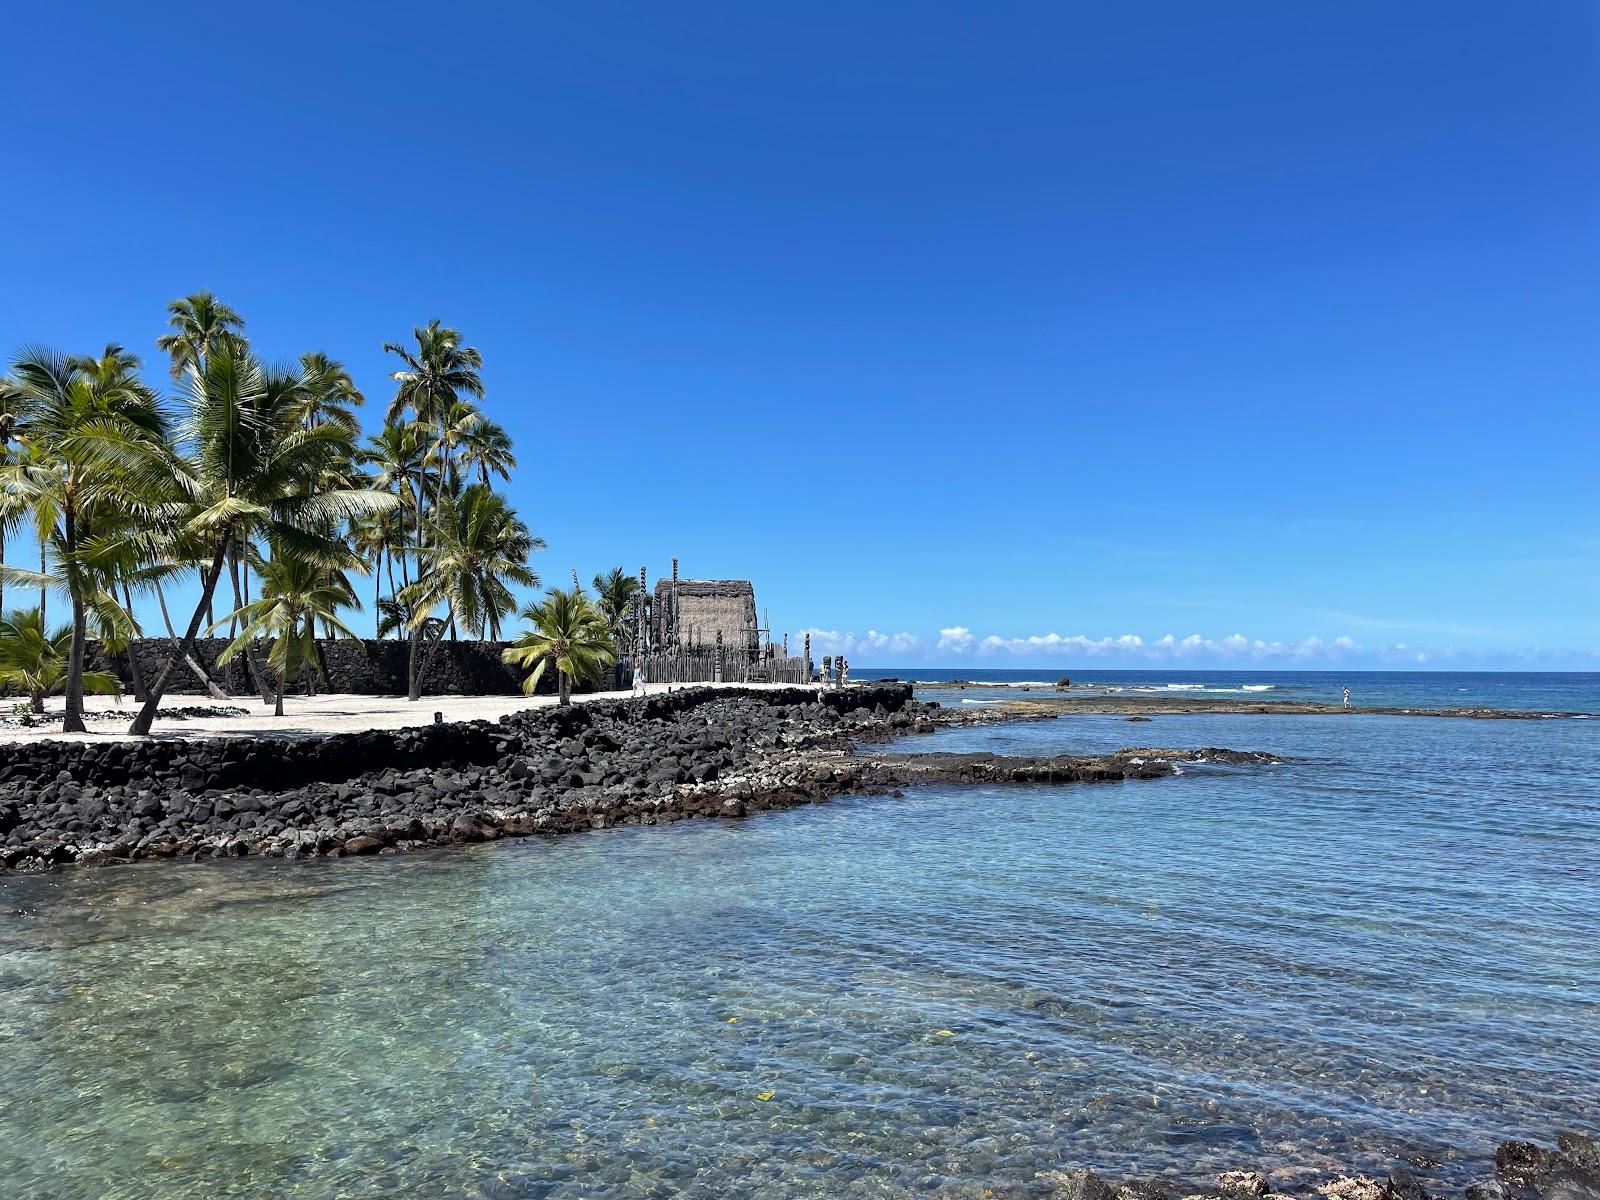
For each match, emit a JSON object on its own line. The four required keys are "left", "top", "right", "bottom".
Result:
{"left": 1, "top": 672, "right": 1596, "bottom": 1198}
{"left": 852, "top": 668, "right": 1600, "bottom": 714}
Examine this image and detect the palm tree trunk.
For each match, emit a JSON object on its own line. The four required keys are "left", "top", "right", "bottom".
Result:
{"left": 61, "top": 506, "right": 87, "bottom": 734}
{"left": 406, "top": 622, "right": 424, "bottom": 701}
{"left": 228, "top": 545, "right": 243, "bottom": 637}
{"left": 230, "top": 539, "right": 274, "bottom": 705}
{"left": 155, "top": 578, "right": 229, "bottom": 700}
{"left": 121, "top": 582, "right": 148, "bottom": 703}
{"left": 559, "top": 668, "right": 571, "bottom": 706}
{"left": 275, "top": 678, "right": 285, "bottom": 717}
{"left": 406, "top": 485, "right": 427, "bottom": 698}
{"left": 38, "top": 535, "right": 46, "bottom": 623}
{"left": 128, "top": 538, "right": 231, "bottom": 736}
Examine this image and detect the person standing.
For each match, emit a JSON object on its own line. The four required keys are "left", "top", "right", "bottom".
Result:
{"left": 1342, "top": 685, "right": 1350, "bottom": 709}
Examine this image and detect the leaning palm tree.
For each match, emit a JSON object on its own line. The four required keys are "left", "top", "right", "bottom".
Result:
{"left": 81, "top": 342, "right": 394, "bottom": 736}
{"left": 214, "top": 556, "right": 361, "bottom": 716}
{"left": 502, "top": 588, "right": 614, "bottom": 706}
{"left": 0, "top": 605, "right": 121, "bottom": 715}
{"left": 397, "top": 484, "right": 542, "bottom": 696}
{"left": 155, "top": 291, "right": 247, "bottom": 630}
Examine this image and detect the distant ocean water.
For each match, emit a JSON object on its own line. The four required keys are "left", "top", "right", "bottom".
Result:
{"left": 1, "top": 678, "right": 1597, "bottom": 1196}
{"left": 851, "top": 668, "right": 1600, "bottom": 714}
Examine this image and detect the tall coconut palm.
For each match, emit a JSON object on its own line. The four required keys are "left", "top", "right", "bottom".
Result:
{"left": 0, "top": 380, "right": 22, "bottom": 615}
{"left": 156, "top": 290, "right": 247, "bottom": 630}
{"left": 0, "top": 346, "right": 169, "bottom": 731}
{"left": 0, "top": 605, "right": 121, "bottom": 715}
{"left": 358, "top": 420, "right": 427, "bottom": 626}
{"left": 214, "top": 556, "right": 361, "bottom": 716}
{"left": 591, "top": 567, "right": 640, "bottom": 653}
{"left": 296, "top": 351, "right": 365, "bottom": 432}
{"left": 86, "top": 343, "right": 394, "bottom": 735}
{"left": 155, "top": 291, "right": 246, "bottom": 379}
{"left": 426, "top": 398, "right": 485, "bottom": 493}
{"left": 382, "top": 322, "right": 486, "bottom": 697}
{"left": 502, "top": 588, "right": 614, "bottom": 705}
{"left": 383, "top": 321, "right": 484, "bottom": 430}
{"left": 398, "top": 484, "right": 542, "bottom": 678}
{"left": 459, "top": 415, "right": 517, "bottom": 485}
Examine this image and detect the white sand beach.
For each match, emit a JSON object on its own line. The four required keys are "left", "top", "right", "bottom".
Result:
{"left": 0, "top": 682, "right": 806, "bottom": 745}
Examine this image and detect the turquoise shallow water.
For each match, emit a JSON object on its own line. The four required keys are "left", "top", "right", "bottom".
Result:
{"left": 2, "top": 710, "right": 1598, "bottom": 1199}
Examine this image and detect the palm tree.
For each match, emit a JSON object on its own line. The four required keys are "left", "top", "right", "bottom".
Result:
{"left": 426, "top": 398, "right": 485, "bottom": 493}
{"left": 155, "top": 291, "right": 247, "bottom": 631}
{"left": 592, "top": 567, "right": 640, "bottom": 653}
{"left": 502, "top": 588, "right": 614, "bottom": 705}
{"left": 296, "top": 351, "right": 365, "bottom": 432}
{"left": 383, "top": 320, "right": 484, "bottom": 430}
{"left": 0, "top": 346, "right": 169, "bottom": 731}
{"left": 0, "top": 381, "right": 23, "bottom": 615}
{"left": 87, "top": 342, "right": 394, "bottom": 735}
{"left": 154, "top": 291, "right": 246, "bottom": 379}
{"left": 459, "top": 415, "right": 516, "bottom": 485}
{"left": 214, "top": 556, "right": 361, "bottom": 716}
{"left": 382, "top": 323, "right": 488, "bottom": 698}
{"left": 0, "top": 605, "right": 121, "bottom": 715}
{"left": 398, "top": 485, "right": 541, "bottom": 693}
{"left": 359, "top": 421, "right": 427, "bottom": 610}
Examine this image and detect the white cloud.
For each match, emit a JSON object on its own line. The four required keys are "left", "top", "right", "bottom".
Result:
{"left": 937, "top": 626, "right": 974, "bottom": 652}
{"left": 791, "top": 622, "right": 1600, "bottom": 668}
{"left": 795, "top": 627, "right": 926, "bottom": 658}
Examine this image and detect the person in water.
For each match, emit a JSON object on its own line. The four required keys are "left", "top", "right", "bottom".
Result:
{"left": 1343, "top": 686, "right": 1350, "bottom": 709}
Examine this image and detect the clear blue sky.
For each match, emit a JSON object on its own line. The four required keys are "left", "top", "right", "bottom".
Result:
{"left": 3, "top": 2, "right": 1596, "bottom": 668}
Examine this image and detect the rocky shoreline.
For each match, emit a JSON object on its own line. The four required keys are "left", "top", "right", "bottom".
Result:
{"left": 0, "top": 684, "right": 1278, "bottom": 873}
{"left": 1047, "top": 1133, "right": 1600, "bottom": 1200}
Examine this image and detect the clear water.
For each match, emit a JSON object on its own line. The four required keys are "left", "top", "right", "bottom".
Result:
{"left": 2, "top": 708, "right": 1597, "bottom": 1198}
{"left": 853, "top": 668, "right": 1600, "bottom": 714}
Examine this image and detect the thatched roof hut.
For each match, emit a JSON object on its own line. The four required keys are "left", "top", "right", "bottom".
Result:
{"left": 653, "top": 579, "right": 759, "bottom": 655}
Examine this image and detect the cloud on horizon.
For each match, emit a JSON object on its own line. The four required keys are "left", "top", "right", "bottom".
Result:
{"left": 792, "top": 626, "right": 1600, "bottom": 668}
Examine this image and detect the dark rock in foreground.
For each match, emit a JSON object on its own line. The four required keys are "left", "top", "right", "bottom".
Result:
{"left": 0, "top": 684, "right": 1279, "bottom": 874}
{"left": 1035, "top": 1134, "right": 1600, "bottom": 1200}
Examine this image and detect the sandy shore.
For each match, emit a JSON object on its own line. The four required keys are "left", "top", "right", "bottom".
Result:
{"left": 0, "top": 683, "right": 805, "bottom": 745}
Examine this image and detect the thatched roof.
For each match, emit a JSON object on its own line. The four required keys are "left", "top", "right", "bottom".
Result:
{"left": 654, "top": 579, "right": 758, "bottom": 651}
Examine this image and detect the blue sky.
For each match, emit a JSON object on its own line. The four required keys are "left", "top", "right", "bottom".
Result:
{"left": 3, "top": 2, "right": 1597, "bottom": 668}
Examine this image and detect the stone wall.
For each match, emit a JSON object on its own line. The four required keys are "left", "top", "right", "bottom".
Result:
{"left": 0, "top": 684, "right": 918, "bottom": 870}
{"left": 88, "top": 637, "right": 572, "bottom": 697}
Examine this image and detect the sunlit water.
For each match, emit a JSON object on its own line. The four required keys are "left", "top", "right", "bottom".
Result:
{"left": 856, "top": 668, "right": 1600, "bottom": 713}
{"left": 2, "top": 710, "right": 1597, "bottom": 1198}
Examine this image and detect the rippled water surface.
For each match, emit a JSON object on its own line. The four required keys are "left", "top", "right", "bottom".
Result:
{"left": 2, "top": 711, "right": 1598, "bottom": 1199}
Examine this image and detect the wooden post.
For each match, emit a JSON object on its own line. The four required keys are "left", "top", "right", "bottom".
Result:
{"left": 715, "top": 630, "right": 724, "bottom": 683}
